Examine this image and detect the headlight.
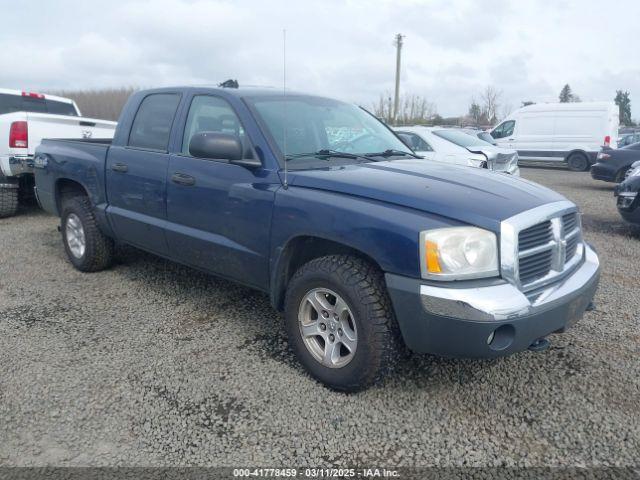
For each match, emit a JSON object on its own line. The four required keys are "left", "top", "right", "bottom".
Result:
{"left": 631, "top": 167, "right": 640, "bottom": 177}
{"left": 468, "top": 158, "right": 487, "bottom": 168}
{"left": 420, "top": 227, "right": 499, "bottom": 280}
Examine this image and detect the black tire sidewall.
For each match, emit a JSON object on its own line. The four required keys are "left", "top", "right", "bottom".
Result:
{"left": 285, "top": 268, "right": 382, "bottom": 390}
{"left": 567, "top": 153, "right": 588, "bottom": 171}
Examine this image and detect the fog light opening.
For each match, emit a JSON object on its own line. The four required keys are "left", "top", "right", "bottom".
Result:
{"left": 488, "top": 324, "right": 515, "bottom": 351}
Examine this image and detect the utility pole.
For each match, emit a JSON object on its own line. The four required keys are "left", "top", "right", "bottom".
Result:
{"left": 393, "top": 33, "right": 404, "bottom": 125}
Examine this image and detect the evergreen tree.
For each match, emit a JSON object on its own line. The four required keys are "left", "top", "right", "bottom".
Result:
{"left": 559, "top": 84, "right": 573, "bottom": 103}
{"left": 614, "top": 90, "right": 632, "bottom": 126}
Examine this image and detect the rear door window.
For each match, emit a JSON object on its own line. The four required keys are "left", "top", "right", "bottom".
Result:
{"left": 128, "top": 93, "right": 181, "bottom": 151}
{"left": 399, "top": 132, "right": 433, "bottom": 151}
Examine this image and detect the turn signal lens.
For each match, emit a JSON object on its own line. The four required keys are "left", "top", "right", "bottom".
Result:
{"left": 425, "top": 240, "right": 442, "bottom": 273}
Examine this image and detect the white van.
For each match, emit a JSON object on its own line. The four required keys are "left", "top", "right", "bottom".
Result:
{"left": 490, "top": 102, "right": 619, "bottom": 171}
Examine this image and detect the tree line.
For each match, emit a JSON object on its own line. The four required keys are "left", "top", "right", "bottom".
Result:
{"left": 46, "top": 87, "right": 138, "bottom": 121}
{"left": 47, "top": 85, "right": 635, "bottom": 128}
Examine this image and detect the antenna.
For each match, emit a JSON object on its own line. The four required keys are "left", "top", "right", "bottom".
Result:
{"left": 282, "top": 28, "right": 288, "bottom": 189}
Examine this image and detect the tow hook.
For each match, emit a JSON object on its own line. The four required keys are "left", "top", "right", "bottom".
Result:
{"left": 528, "top": 337, "right": 550, "bottom": 352}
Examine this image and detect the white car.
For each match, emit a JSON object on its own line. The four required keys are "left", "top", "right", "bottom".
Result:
{"left": 0, "top": 88, "right": 117, "bottom": 217}
{"left": 490, "top": 102, "right": 619, "bottom": 171}
{"left": 394, "top": 126, "right": 520, "bottom": 175}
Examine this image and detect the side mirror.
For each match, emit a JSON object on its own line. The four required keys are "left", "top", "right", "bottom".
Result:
{"left": 189, "top": 132, "right": 243, "bottom": 161}
{"left": 397, "top": 133, "right": 414, "bottom": 149}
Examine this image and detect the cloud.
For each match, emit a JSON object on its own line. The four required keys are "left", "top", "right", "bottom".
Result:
{"left": 0, "top": 0, "right": 638, "bottom": 119}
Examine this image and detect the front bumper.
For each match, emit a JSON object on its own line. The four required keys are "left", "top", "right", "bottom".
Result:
{"left": 0, "top": 155, "right": 34, "bottom": 178}
{"left": 386, "top": 244, "right": 600, "bottom": 358}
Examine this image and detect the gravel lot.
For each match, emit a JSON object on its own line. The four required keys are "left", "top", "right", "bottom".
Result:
{"left": 1, "top": 167, "right": 639, "bottom": 468}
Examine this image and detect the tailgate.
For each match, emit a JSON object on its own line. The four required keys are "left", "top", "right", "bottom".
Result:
{"left": 25, "top": 113, "right": 117, "bottom": 155}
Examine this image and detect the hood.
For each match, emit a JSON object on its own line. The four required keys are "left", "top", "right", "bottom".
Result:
{"left": 289, "top": 160, "right": 566, "bottom": 231}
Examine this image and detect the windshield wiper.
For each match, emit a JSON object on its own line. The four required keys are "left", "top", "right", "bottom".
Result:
{"left": 364, "top": 149, "right": 421, "bottom": 159}
{"left": 285, "top": 149, "right": 368, "bottom": 162}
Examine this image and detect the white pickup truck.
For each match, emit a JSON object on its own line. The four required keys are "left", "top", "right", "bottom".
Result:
{"left": 0, "top": 88, "right": 117, "bottom": 217}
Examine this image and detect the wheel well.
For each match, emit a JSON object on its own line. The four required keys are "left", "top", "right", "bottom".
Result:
{"left": 271, "top": 236, "right": 382, "bottom": 311}
{"left": 55, "top": 179, "right": 89, "bottom": 214}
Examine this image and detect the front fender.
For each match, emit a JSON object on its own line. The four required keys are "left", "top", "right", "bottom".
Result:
{"left": 269, "top": 186, "right": 464, "bottom": 289}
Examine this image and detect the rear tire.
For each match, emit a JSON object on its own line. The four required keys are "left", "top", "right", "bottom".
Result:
{"left": 0, "top": 186, "right": 19, "bottom": 218}
{"left": 61, "top": 196, "right": 114, "bottom": 272}
{"left": 567, "top": 152, "right": 589, "bottom": 172}
{"left": 284, "top": 254, "right": 400, "bottom": 392}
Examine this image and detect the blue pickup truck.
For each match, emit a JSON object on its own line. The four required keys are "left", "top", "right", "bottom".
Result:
{"left": 34, "top": 87, "right": 601, "bottom": 391}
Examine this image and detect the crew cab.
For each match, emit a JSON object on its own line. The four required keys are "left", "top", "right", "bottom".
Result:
{"left": 0, "top": 88, "right": 116, "bottom": 217}
{"left": 34, "top": 87, "right": 601, "bottom": 391}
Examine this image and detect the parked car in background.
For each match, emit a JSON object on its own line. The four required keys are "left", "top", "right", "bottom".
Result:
{"left": 490, "top": 102, "right": 619, "bottom": 171}
{"left": 461, "top": 127, "right": 498, "bottom": 145}
{"left": 34, "top": 86, "right": 599, "bottom": 392}
{"left": 617, "top": 132, "right": 640, "bottom": 148}
{"left": 0, "top": 88, "right": 117, "bottom": 218}
{"left": 395, "top": 126, "right": 519, "bottom": 175}
{"left": 590, "top": 142, "right": 640, "bottom": 183}
{"left": 614, "top": 161, "right": 640, "bottom": 224}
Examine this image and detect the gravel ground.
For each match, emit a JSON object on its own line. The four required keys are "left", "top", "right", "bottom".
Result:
{"left": 0, "top": 167, "right": 638, "bottom": 468}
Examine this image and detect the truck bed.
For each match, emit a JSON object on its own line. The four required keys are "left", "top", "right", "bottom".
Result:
{"left": 35, "top": 138, "right": 113, "bottom": 216}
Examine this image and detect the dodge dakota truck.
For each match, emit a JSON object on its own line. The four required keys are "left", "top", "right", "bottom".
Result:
{"left": 34, "top": 87, "right": 601, "bottom": 391}
{"left": 0, "top": 88, "right": 116, "bottom": 217}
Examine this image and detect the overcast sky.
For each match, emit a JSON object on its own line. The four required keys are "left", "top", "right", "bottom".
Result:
{"left": 1, "top": 0, "right": 638, "bottom": 119}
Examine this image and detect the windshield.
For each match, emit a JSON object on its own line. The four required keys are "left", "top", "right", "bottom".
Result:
{"left": 245, "top": 95, "right": 412, "bottom": 168}
{"left": 432, "top": 129, "right": 491, "bottom": 148}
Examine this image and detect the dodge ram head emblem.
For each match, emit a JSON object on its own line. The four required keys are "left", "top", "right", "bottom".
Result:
{"left": 81, "top": 130, "right": 93, "bottom": 139}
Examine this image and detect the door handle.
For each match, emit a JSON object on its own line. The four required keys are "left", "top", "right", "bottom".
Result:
{"left": 111, "top": 163, "right": 128, "bottom": 173}
{"left": 508, "top": 138, "right": 515, "bottom": 141}
{"left": 171, "top": 172, "right": 196, "bottom": 186}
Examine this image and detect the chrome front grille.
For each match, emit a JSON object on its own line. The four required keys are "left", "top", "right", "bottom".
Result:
{"left": 562, "top": 212, "right": 578, "bottom": 234}
{"left": 501, "top": 201, "right": 585, "bottom": 292}
{"left": 519, "top": 220, "right": 553, "bottom": 249}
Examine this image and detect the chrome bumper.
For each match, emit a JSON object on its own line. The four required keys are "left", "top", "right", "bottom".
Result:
{"left": 0, "top": 155, "right": 34, "bottom": 177}
{"left": 420, "top": 244, "right": 599, "bottom": 322}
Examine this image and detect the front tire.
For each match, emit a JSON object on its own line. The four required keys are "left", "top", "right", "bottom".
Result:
{"left": 61, "top": 196, "right": 114, "bottom": 272}
{"left": 0, "top": 186, "right": 18, "bottom": 218}
{"left": 567, "top": 152, "right": 589, "bottom": 171}
{"left": 284, "top": 255, "right": 399, "bottom": 392}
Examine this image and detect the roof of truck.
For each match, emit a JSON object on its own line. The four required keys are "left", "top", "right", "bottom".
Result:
{"left": 141, "top": 85, "right": 321, "bottom": 99}
{"left": 0, "top": 87, "right": 75, "bottom": 104}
